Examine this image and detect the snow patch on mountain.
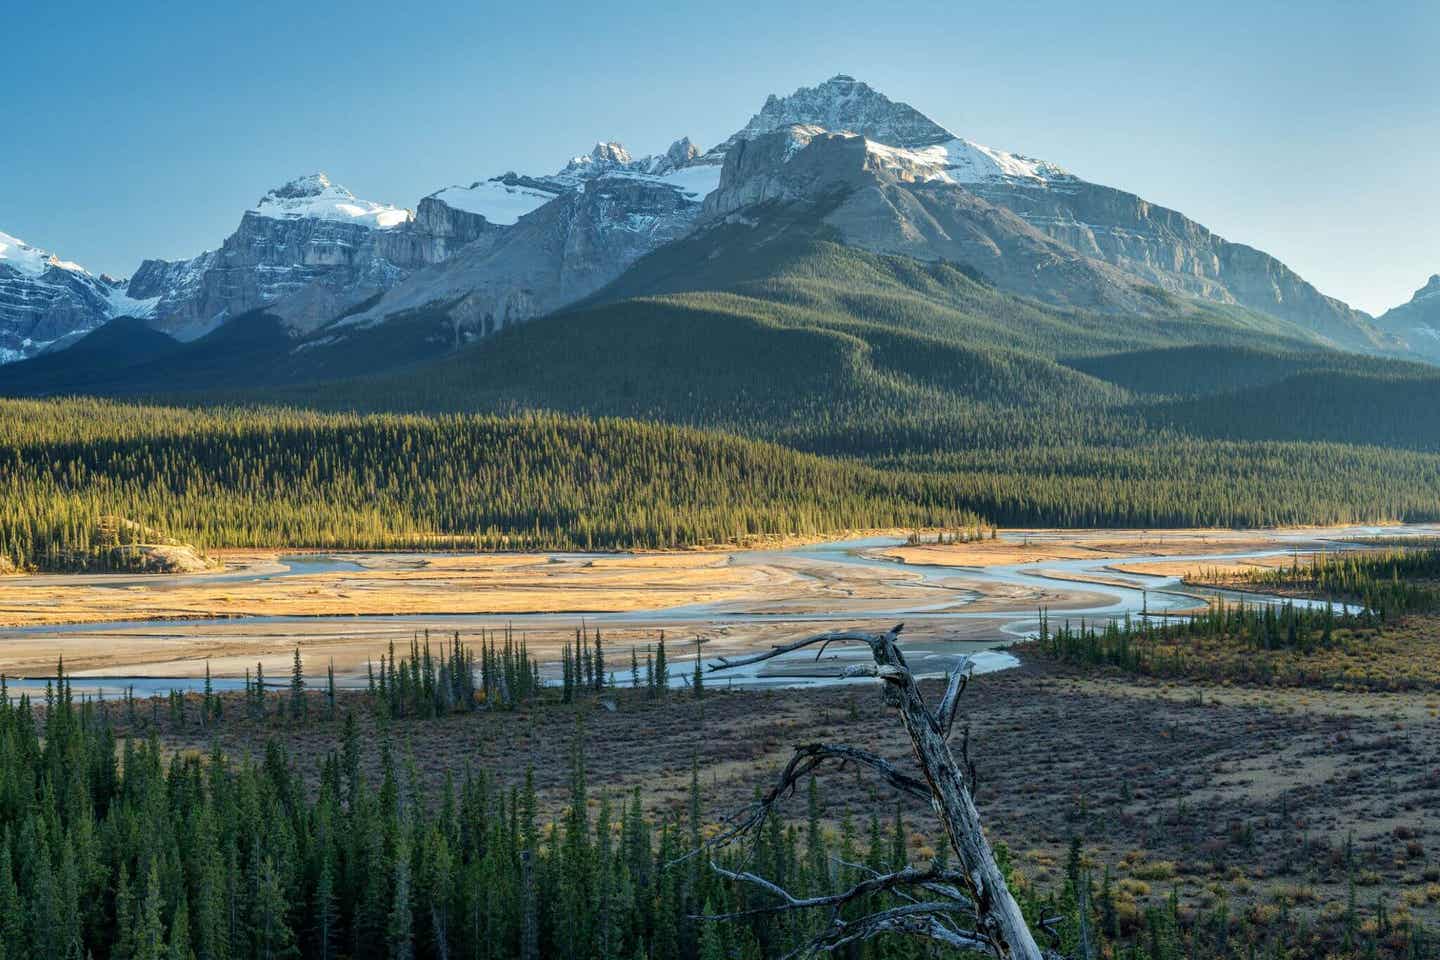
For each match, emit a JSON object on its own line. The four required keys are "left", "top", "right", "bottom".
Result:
{"left": 865, "top": 138, "right": 1072, "bottom": 185}
{"left": 105, "top": 285, "right": 161, "bottom": 319}
{"left": 0, "top": 231, "right": 89, "bottom": 278}
{"left": 429, "top": 179, "right": 559, "bottom": 225}
{"left": 720, "top": 74, "right": 956, "bottom": 154}
{"left": 252, "top": 173, "right": 413, "bottom": 229}
{"left": 431, "top": 138, "right": 723, "bottom": 226}
{"left": 651, "top": 163, "right": 723, "bottom": 201}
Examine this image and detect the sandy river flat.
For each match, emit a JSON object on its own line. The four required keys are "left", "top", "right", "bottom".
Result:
{"left": 0, "top": 524, "right": 1431, "bottom": 683}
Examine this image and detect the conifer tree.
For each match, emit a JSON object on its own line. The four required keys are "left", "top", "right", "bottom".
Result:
{"left": 290, "top": 648, "right": 306, "bottom": 722}
{"left": 389, "top": 830, "right": 415, "bottom": 960}
{"left": 134, "top": 863, "right": 167, "bottom": 960}
{"left": 592, "top": 628, "right": 605, "bottom": 693}
{"left": 168, "top": 891, "right": 192, "bottom": 960}
{"left": 654, "top": 632, "right": 669, "bottom": 698}
{"left": 691, "top": 636, "right": 704, "bottom": 700}
{"left": 252, "top": 857, "right": 297, "bottom": 960}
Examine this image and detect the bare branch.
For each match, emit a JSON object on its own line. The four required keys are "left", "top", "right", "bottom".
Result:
{"left": 932, "top": 655, "right": 972, "bottom": 737}
{"left": 794, "top": 903, "right": 993, "bottom": 958}
{"left": 700, "top": 863, "right": 976, "bottom": 921}
{"left": 672, "top": 742, "right": 929, "bottom": 865}
{"left": 707, "top": 630, "right": 880, "bottom": 673}
{"left": 696, "top": 624, "right": 1046, "bottom": 959}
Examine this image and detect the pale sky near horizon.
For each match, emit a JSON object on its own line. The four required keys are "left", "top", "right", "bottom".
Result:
{"left": 4, "top": 0, "right": 1436, "bottom": 315}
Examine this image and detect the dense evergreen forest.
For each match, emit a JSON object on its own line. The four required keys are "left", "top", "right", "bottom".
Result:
{"left": 1, "top": 656, "right": 1432, "bottom": 960}
{"left": 1031, "top": 543, "right": 1440, "bottom": 688}
{"left": 7, "top": 395, "right": 1440, "bottom": 572}
{"left": 5, "top": 224, "right": 1440, "bottom": 565}
{"left": 0, "top": 399, "right": 987, "bottom": 570}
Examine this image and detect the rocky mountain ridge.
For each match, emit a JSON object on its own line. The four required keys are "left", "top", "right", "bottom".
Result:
{"left": 2, "top": 74, "right": 1414, "bottom": 366}
{"left": 0, "top": 230, "right": 157, "bottom": 362}
{"left": 1375, "top": 274, "right": 1440, "bottom": 362}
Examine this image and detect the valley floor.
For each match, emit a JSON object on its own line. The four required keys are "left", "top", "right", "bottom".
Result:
{"left": 0, "top": 524, "right": 1431, "bottom": 685}
{"left": 138, "top": 663, "right": 1440, "bottom": 940}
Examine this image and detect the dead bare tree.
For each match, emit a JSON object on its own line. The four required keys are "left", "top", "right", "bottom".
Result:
{"left": 695, "top": 623, "right": 1056, "bottom": 960}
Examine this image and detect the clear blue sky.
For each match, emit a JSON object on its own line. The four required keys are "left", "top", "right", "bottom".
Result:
{"left": 5, "top": 0, "right": 1435, "bottom": 314}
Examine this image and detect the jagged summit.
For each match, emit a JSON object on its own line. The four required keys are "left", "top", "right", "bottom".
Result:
{"left": 252, "top": 172, "right": 412, "bottom": 229}
{"left": 265, "top": 172, "right": 335, "bottom": 200}
{"left": 666, "top": 137, "right": 701, "bottom": 166}
{"left": 0, "top": 229, "right": 156, "bottom": 362}
{"left": 720, "top": 74, "right": 956, "bottom": 153}
{"left": 1, "top": 74, "right": 1403, "bottom": 369}
{"left": 0, "top": 230, "right": 88, "bottom": 278}
{"left": 1375, "top": 273, "right": 1440, "bottom": 361}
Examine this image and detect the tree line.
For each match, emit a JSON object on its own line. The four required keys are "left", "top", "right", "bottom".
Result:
{"left": 0, "top": 399, "right": 984, "bottom": 571}
{"left": 0, "top": 658, "right": 1430, "bottom": 959}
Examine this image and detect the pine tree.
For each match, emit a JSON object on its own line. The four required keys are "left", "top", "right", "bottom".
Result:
{"left": 168, "top": 891, "right": 193, "bottom": 960}
{"left": 134, "top": 863, "right": 168, "bottom": 960}
{"left": 203, "top": 661, "right": 215, "bottom": 726}
{"left": 252, "top": 856, "right": 298, "bottom": 960}
{"left": 290, "top": 647, "right": 307, "bottom": 722}
{"left": 692, "top": 636, "right": 704, "bottom": 700}
{"left": 592, "top": 628, "right": 605, "bottom": 693}
{"left": 654, "top": 632, "right": 669, "bottom": 698}
{"left": 389, "top": 832, "right": 415, "bottom": 960}
{"left": 253, "top": 662, "right": 266, "bottom": 720}
{"left": 315, "top": 823, "right": 337, "bottom": 960}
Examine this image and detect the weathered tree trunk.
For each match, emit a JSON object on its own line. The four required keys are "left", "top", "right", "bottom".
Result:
{"left": 874, "top": 633, "right": 1042, "bottom": 959}
{"left": 706, "top": 625, "right": 1049, "bottom": 959}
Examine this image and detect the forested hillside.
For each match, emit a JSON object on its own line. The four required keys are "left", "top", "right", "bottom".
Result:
{"left": 5, "top": 218, "right": 1440, "bottom": 556}
{"left": 0, "top": 399, "right": 986, "bottom": 570}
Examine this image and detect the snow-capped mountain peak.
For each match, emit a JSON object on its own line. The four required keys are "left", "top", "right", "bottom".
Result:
{"left": 1415, "top": 275, "right": 1440, "bottom": 302}
{"left": 564, "top": 142, "right": 635, "bottom": 174}
{"left": 721, "top": 74, "right": 957, "bottom": 154}
{"left": 862, "top": 136, "right": 1072, "bottom": 185}
{"left": 252, "top": 172, "right": 413, "bottom": 229}
{"left": 0, "top": 230, "right": 89, "bottom": 278}
{"left": 0, "top": 228, "right": 158, "bottom": 363}
{"left": 428, "top": 177, "right": 562, "bottom": 227}
{"left": 665, "top": 137, "right": 701, "bottom": 167}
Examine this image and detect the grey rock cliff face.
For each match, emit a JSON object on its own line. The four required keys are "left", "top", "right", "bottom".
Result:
{"left": 132, "top": 175, "right": 505, "bottom": 338}
{"left": 0, "top": 231, "right": 155, "bottom": 363}
{"left": 0, "top": 261, "right": 121, "bottom": 361}
{"left": 703, "top": 127, "right": 1155, "bottom": 313}
{"left": 133, "top": 212, "right": 413, "bottom": 338}
{"left": 714, "top": 77, "right": 1387, "bottom": 352}
{"left": 965, "top": 178, "right": 1386, "bottom": 349}
{"left": 716, "top": 75, "right": 953, "bottom": 153}
{"left": 348, "top": 173, "right": 707, "bottom": 336}
{"left": 1375, "top": 274, "right": 1440, "bottom": 361}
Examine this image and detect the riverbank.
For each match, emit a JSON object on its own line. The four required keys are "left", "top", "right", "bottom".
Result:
{"left": 3, "top": 524, "right": 1434, "bottom": 687}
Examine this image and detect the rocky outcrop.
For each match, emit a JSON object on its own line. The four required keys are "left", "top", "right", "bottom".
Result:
{"left": 1374, "top": 275, "right": 1440, "bottom": 362}
{"left": 0, "top": 230, "right": 157, "bottom": 362}
{"left": 715, "top": 75, "right": 953, "bottom": 154}
{"left": 704, "top": 127, "right": 1157, "bottom": 313}
{"left": 334, "top": 136, "right": 723, "bottom": 338}
{"left": 132, "top": 211, "right": 411, "bottom": 337}
{"left": 346, "top": 171, "right": 710, "bottom": 336}
{"left": 129, "top": 174, "right": 510, "bottom": 338}
{"left": 714, "top": 76, "right": 1389, "bottom": 352}
{"left": 965, "top": 178, "right": 1388, "bottom": 350}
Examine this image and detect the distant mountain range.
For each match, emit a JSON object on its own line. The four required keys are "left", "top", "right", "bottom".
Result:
{"left": 1, "top": 75, "right": 1432, "bottom": 372}
{"left": 1374, "top": 275, "right": 1440, "bottom": 362}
